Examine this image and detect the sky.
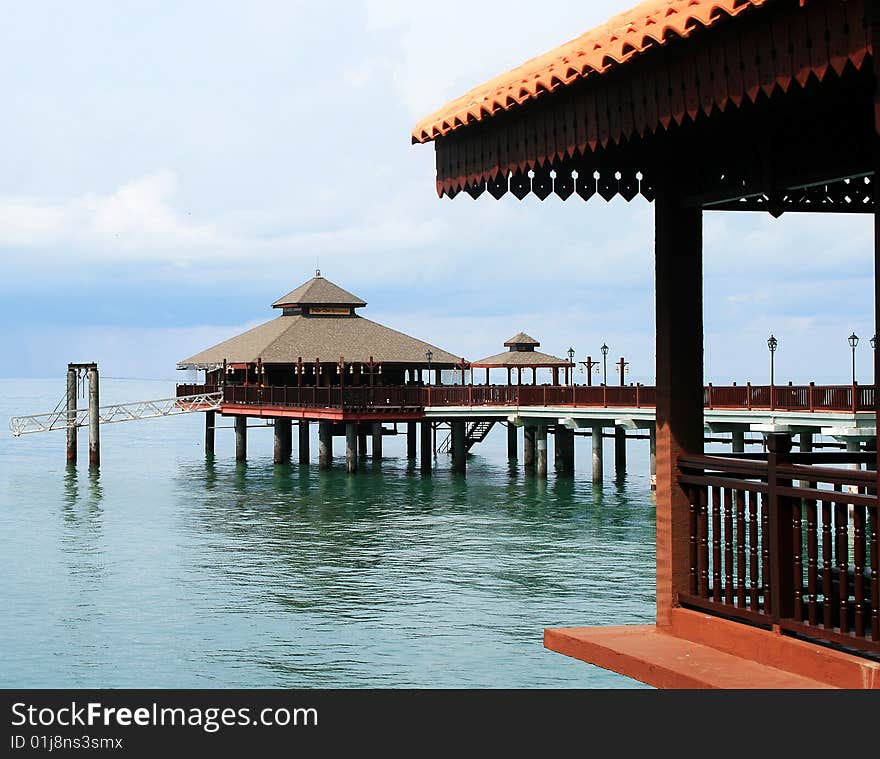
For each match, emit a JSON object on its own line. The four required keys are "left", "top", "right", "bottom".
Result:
{"left": 0, "top": 0, "right": 874, "bottom": 387}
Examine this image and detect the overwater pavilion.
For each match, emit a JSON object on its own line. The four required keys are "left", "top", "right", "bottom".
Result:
{"left": 412, "top": 0, "right": 880, "bottom": 686}
{"left": 472, "top": 332, "right": 574, "bottom": 386}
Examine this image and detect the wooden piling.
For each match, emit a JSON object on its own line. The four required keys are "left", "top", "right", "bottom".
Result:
{"left": 87, "top": 365, "right": 99, "bottom": 469}
{"left": 66, "top": 366, "right": 77, "bottom": 465}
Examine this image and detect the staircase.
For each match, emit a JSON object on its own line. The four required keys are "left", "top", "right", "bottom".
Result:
{"left": 437, "top": 420, "right": 496, "bottom": 454}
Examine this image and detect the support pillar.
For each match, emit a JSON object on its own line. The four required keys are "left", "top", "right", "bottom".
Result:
{"left": 614, "top": 426, "right": 626, "bottom": 477}
{"left": 235, "top": 416, "right": 247, "bottom": 462}
{"left": 798, "top": 430, "right": 814, "bottom": 489}
{"left": 592, "top": 423, "right": 603, "bottom": 483}
{"left": 372, "top": 422, "right": 383, "bottom": 461}
{"left": 407, "top": 422, "right": 417, "bottom": 459}
{"left": 654, "top": 187, "right": 704, "bottom": 627}
{"left": 346, "top": 423, "right": 358, "bottom": 474}
{"left": 732, "top": 430, "right": 745, "bottom": 454}
{"left": 274, "top": 417, "right": 291, "bottom": 464}
{"left": 298, "top": 421, "right": 310, "bottom": 464}
{"left": 507, "top": 423, "right": 518, "bottom": 460}
{"left": 205, "top": 410, "right": 215, "bottom": 456}
{"left": 358, "top": 429, "right": 368, "bottom": 459}
{"left": 420, "top": 421, "right": 432, "bottom": 474}
{"left": 87, "top": 365, "right": 99, "bottom": 469}
{"left": 66, "top": 366, "right": 77, "bottom": 465}
{"left": 536, "top": 426, "right": 548, "bottom": 478}
{"left": 524, "top": 426, "right": 536, "bottom": 472}
{"left": 318, "top": 421, "right": 332, "bottom": 470}
{"left": 557, "top": 425, "right": 574, "bottom": 476}
{"left": 451, "top": 420, "right": 467, "bottom": 474}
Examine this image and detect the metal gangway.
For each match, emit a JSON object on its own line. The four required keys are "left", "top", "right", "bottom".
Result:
{"left": 9, "top": 391, "right": 221, "bottom": 437}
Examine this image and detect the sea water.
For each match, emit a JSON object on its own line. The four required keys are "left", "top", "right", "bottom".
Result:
{"left": 1, "top": 379, "right": 655, "bottom": 688}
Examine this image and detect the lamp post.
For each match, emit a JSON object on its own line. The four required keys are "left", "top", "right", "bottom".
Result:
{"left": 425, "top": 349, "right": 433, "bottom": 386}
{"left": 767, "top": 334, "right": 777, "bottom": 387}
{"left": 567, "top": 347, "right": 575, "bottom": 386}
{"left": 600, "top": 343, "right": 609, "bottom": 385}
{"left": 849, "top": 332, "right": 859, "bottom": 385}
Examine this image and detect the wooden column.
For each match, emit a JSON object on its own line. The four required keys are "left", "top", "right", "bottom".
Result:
{"left": 235, "top": 415, "right": 247, "bottom": 462}
{"left": 66, "top": 366, "right": 77, "bottom": 465}
{"left": 420, "top": 421, "right": 432, "bottom": 474}
{"left": 298, "top": 421, "right": 310, "bottom": 464}
{"left": 451, "top": 420, "right": 467, "bottom": 474}
{"left": 205, "top": 410, "right": 215, "bottom": 456}
{"left": 654, "top": 188, "right": 704, "bottom": 627}
{"left": 346, "top": 422, "right": 358, "bottom": 474}
{"left": 507, "top": 423, "right": 518, "bottom": 460}
{"left": 274, "top": 417, "right": 291, "bottom": 464}
{"left": 318, "top": 421, "right": 332, "bottom": 469}
{"left": 407, "top": 422, "right": 417, "bottom": 459}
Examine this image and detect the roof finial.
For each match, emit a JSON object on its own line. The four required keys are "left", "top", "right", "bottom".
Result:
{"left": 315, "top": 268, "right": 322, "bottom": 277}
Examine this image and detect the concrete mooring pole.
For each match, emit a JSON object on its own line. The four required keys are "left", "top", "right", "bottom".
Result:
{"left": 66, "top": 366, "right": 77, "bottom": 465}
{"left": 592, "top": 423, "right": 603, "bottom": 483}
{"left": 407, "top": 422, "right": 417, "bottom": 459}
{"left": 274, "top": 417, "right": 291, "bottom": 464}
{"left": 507, "top": 423, "right": 518, "bottom": 460}
{"left": 346, "top": 423, "right": 358, "bottom": 474}
{"left": 451, "top": 420, "right": 467, "bottom": 474}
{"left": 420, "top": 421, "right": 432, "bottom": 474}
{"left": 87, "top": 364, "right": 100, "bottom": 469}
{"left": 205, "top": 410, "right": 215, "bottom": 456}
{"left": 235, "top": 416, "right": 247, "bottom": 461}
{"left": 299, "top": 421, "right": 310, "bottom": 465}
{"left": 536, "top": 426, "right": 548, "bottom": 478}
{"left": 319, "top": 422, "right": 332, "bottom": 470}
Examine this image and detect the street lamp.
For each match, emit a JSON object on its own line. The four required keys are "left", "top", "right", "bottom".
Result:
{"left": 600, "top": 343, "right": 609, "bottom": 385}
{"left": 848, "top": 332, "right": 858, "bottom": 385}
{"left": 767, "top": 334, "right": 777, "bottom": 387}
{"left": 425, "top": 349, "right": 433, "bottom": 385}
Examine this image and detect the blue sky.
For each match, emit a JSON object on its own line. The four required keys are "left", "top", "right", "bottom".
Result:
{"left": 0, "top": 1, "right": 874, "bottom": 385}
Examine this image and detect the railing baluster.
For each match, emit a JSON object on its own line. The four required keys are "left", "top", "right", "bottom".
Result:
{"left": 853, "top": 504, "right": 866, "bottom": 638}
{"left": 749, "top": 490, "right": 759, "bottom": 610}
{"left": 724, "top": 488, "right": 734, "bottom": 605}
{"left": 822, "top": 498, "right": 834, "bottom": 629}
{"left": 871, "top": 506, "right": 879, "bottom": 641}
{"left": 736, "top": 489, "right": 746, "bottom": 607}
{"left": 712, "top": 486, "right": 722, "bottom": 603}
{"left": 761, "top": 497, "right": 770, "bottom": 614}
{"left": 836, "top": 499, "right": 849, "bottom": 635}
{"left": 689, "top": 486, "right": 698, "bottom": 595}
{"left": 699, "top": 487, "right": 709, "bottom": 598}
{"left": 806, "top": 498, "right": 818, "bottom": 626}
{"left": 793, "top": 498, "right": 803, "bottom": 622}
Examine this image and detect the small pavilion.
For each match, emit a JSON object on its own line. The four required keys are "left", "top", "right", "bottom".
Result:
{"left": 472, "top": 333, "right": 574, "bottom": 386}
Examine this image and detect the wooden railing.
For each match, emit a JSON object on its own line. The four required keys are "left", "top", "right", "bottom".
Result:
{"left": 678, "top": 445, "right": 880, "bottom": 658}
{"left": 176, "top": 382, "right": 875, "bottom": 413}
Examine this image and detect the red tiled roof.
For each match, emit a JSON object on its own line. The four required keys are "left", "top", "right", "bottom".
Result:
{"left": 412, "top": 0, "right": 768, "bottom": 144}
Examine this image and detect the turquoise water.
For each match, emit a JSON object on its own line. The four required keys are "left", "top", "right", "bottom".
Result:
{"left": 1, "top": 378, "right": 656, "bottom": 688}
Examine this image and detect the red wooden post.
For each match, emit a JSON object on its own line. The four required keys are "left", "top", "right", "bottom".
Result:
{"left": 636, "top": 384, "right": 641, "bottom": 408}
{"left": 809, "top": 381, "right": 814, "bottom": 412}
{"left": 766, "top": 433, "right": 794, "bottom": 623}
{"left": 746, "top": 382, "right": 751, "bottom": 410}
{"left": 707, "top": 382, "right": 713, "bottom": 409}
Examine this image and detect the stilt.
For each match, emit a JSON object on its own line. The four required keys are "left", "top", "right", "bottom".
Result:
{"left": 205, "top": 410, "right": 215, "bottom": 456}
{"left": 274, "top": 417, "right": 291, "bottom": 464}
{"left": 407, "top": 421, "right": 417, "bottom": 459}
{"left": 318, "top": 421, "right": 332, "bottom": 469}
{"left": 649, "top": 423, "right": 657, "bottom": 489}
{"left": 732, "top": 429, "right": 745, "bottom": 454}
{"left": 298, "top": 421, "right": 310, "bottom": 464}
{"left": 592, "top": 423, "right": 603, "bottom": 483}
{"left": 614, "top": 426, "right": 626, "bottom": 477}
{"left": 372, "top": 422, "right": 383, "bottom": 461}
{"left": 557, "top": 425, "right": 574, "bottom": 476}
{"left": 420, "top": 420, "right": 432, "bottom": 474}
{"left": 87, "top": 365, "right": 99, "bottom": 469}
{"left": 358, "top": 428, "right": 368, "bottom": 459}
{"left": 798, "top": 430, "right": 814, "bottom": 489}
{"left": 507, "top": 423, "right": 518, "bottom": 460}
{"left": 346, "top": 423, "right": 358, "bottom": 474}
{"left": 66, "top": 366, "right": 77, "bottom": 465}
{"left": 451, "top": 420, "right": 466, "bottom": 474}
{"left": 536, "top": 426, "right": 548, "bottom": 478}
{"left": 235, "top": 416, "right": 247, "bottom": 461}
{"left": 524, "top": 426, "right": 536, "bottom": 472}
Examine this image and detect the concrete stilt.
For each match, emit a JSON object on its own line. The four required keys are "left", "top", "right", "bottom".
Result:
{"left": 798, "top": 430, "right": 814, "bottom": 489}
{"left": 407, "top": 422, "right": 417, "bottom": 459}
{"left": 451, "top": 420, "right": 467, "bottom": 474}
{"left": 420, "top": 421, "right": 432, "bottom": 474}
{"left": 614, "top": 426, "right": 626, "bottom": 477}
{"left": 536, "top": 426, "right": 548, "bottom": 478}
{"left": 507, "top": 423, "right": 518, "bottom": 460}
{"left": 235, "top": 416, "right": 247, "bottom": 461}
{"left": 299, "top": 421, "right": 310, "bottom": 464}
{"left": 592, "top": 423, "right": 603, "bottom": 483}
{"left": 372, "top": 422, "right": 383, "bottom": 461}
{"left": 732, "top": 430, "right": 745, "bottom": 454}
{"left": 205, "top": 410, "right": 215, "bottom": 456}
{"left": 318, "top": 422, "right": 332, "bottom": 469}
{"left": 557, "top": 426, "right": 574, "bottom": 476}
{"left": 66, "top": 367, "right": 77, "bottom": 465}
{"left": 346, "top": 423, "right": 358, "bottom": 474}
{"left": 274, "top": 417, "right": 291, "bottom": 464}
{"left": 87, "top": 365, "right": 100, "bottom": 469}
{"left": 649, "top": 424, "right": 657, "bottom": 489}
{"left": 524, "top": 426, "right": 536, "bottom": 472}
{"left": 358, "top": 429, "right": 368, "bottom": 459}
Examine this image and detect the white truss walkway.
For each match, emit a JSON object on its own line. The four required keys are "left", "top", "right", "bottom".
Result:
{"left": 9, "top": 392, "right": 222, "bottom": 437}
